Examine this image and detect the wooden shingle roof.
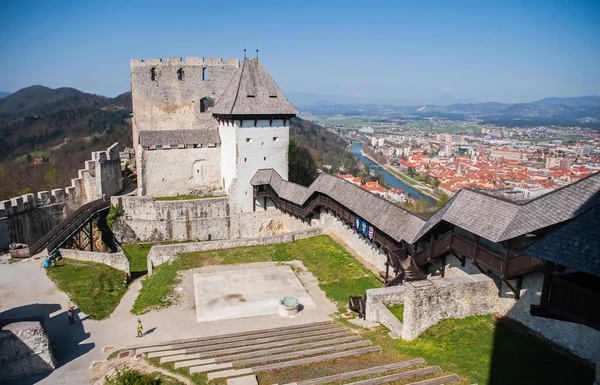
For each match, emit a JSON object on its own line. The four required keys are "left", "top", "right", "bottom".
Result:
{"left": 212, "top": 59, "right": 298, "bottom": 116}
{"left": 252, "top": 169, "right": 600, "bottom": 246}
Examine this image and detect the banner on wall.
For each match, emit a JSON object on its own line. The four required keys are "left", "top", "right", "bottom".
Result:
{"left": 355, "top": 216, "right": 360, "bottom": 230}
{"left": 368, "top": 225, "right": 374, "bottom": 240}
{"left": 361, "top": 220, "right": 367, "bottom": 235}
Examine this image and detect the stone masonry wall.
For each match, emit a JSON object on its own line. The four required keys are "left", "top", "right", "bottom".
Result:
{"left": 58, "top": 249, "right": 130, "bottom": 276}
{"left": 113, "top": 196, "right": 313, "bottom": 243}
{"left": 141, "top": 147, "right": 221, "bottom": 197}
{"left": 401, "top": 274, "right": 499, "bottom": 341}
{"left": 435, "top": 254, "right": 600, "bottom": 362}
{"left": 0, "top": 144, "right": 122, "bottom": 248}
{"left": 365, "top": 286, "right": 405, "bottom": 322}
{"left": 147, "top": 228, "right": 322, "bottom": 275}
{"left": 317, "top": 212, "right": 387, "bottom": 271}
{"left": 0, "top": 321, "right": 56, "bottom": 381}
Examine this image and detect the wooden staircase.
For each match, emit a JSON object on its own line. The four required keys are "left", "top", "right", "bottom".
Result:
{"left": 127, "top": 322, "right": 461, "bottom": 384}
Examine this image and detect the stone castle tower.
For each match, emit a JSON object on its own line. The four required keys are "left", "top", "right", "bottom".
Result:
{"left": 129, "top": 56, "right": 297, "bottom": 212}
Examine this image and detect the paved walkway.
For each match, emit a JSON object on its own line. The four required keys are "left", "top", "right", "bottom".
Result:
{"left": 0, "top": 259, "right": 336, "bottom": 384}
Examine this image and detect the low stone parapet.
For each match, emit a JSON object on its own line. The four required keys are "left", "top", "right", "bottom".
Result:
{"left": 402, "top": 274, "right": 498, "bottom": 341}
{"left": 0, "top": 321, "right": 56, "bottom": 381}
{"left": 58, "top": 249, "right": 130, "bottom": 276}
{"left": 147, "top": 228, "right": 322, "bottom": 275}
{"left": 365, "top": 286, "right": 404, "bottom": 322}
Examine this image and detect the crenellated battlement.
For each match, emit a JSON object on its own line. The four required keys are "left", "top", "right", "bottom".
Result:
{"left": 130, "top": 57, "right": 239, "bottom": 68}
{"left": 0, "top": 143, "right": 122, "bottom": 219}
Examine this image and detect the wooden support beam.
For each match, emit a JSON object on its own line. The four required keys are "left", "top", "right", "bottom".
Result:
{"left": 502, "top": 278, "right": 521, "bottom": 300}
{"left": 539, "top": 262, "right": 554, "bottom": 308}
{"left": 450, "top": 249, "right": 465, "bottom": 267}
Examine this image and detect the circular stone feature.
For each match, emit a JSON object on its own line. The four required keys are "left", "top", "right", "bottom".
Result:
{"left": 278, "top": 297, "right": 300, "bottom": 318}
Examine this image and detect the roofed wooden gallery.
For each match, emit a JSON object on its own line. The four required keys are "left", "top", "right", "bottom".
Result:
{"left": 252, "top": 169, "right": 600, "bottom": 331}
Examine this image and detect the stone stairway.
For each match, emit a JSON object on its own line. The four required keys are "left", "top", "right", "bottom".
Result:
{"left": 127, "top": 321, "right": 461, "bottom": 384}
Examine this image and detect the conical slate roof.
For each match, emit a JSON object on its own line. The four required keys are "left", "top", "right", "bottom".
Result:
{"left": 212, "top": 59, "right": 298, "bottom": 116}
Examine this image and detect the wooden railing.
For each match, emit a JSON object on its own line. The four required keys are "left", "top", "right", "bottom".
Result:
{"left": 255, "top": 185, "right": 544, "bottom": 281}
{"left": 28, "top": 198, "right": 111, "bottom": 256}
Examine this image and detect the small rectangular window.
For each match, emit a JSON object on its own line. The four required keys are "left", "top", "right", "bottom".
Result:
{"left": 273, "top": 137, "right": 279, "bottom": 141}
{"left": 246, "top": 138, "right": 252, "bottom": 142}
{"left": 264, "top": 157, "right": 267, "bottom": 161}
{"left": 244, "top": 158, "right": 247, "bottom": 162}
{"left": 269, "top": 95, "right": 277, "bottom": 98}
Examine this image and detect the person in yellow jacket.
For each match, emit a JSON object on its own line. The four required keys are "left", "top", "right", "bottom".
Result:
{"left": 136, "top": 319, "right": 144, "bottom": 338}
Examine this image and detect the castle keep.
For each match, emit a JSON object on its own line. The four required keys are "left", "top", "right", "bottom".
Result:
{"left": 130, "top": 57, "right": 297, "bottom": 212}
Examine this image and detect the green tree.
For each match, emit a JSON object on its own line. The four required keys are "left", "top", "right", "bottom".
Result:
{"left": 44, "top": 167, "right": 60, "bottom": 188}
{"left": 288, "top": 137, "right": 318, "bottom": 186}
{"left": 26, "top": 153, "right": 33, "bottom": 164}
{"left": 436, "top": 192, "right": 450, "bottom": 208}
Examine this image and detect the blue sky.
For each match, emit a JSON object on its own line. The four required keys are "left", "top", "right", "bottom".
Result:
{"left": 1, "top": 0, "right": 599, "bottom": 103}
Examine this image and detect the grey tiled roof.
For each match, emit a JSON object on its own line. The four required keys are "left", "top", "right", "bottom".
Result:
{"left": 252, "top": 169, "right": 600, "bottom": 246}
{"left": 250, "top": 169, "right": 426, "bottom": 243}
{"left": 524, "top": 205, "right": 600, "bottom": 275}
{"left": 413, "top": 172, "right": 600, "bottom": 243}
{"left": 212, "top": 59, "right": 298, "bottom": 116}
{"left": 139, "top": 130, "right": 221, "bottom": 146}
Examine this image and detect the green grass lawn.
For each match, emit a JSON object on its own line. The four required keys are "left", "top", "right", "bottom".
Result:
{"left": 358, "top": 314, "right": 594, "bottom": 385}
{"left": 121, "top": 243, "right": 154, "bottom": 275}
{"left": 387, "top": 304, "right": 404, "bottom": 322}
{"left": 46, "top": 258, "right": 128, "bottom": 319}
{"left": 131, "top": 235, "right": 381, "bottom": 315}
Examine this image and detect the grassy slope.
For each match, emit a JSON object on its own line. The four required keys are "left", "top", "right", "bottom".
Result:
{"left": 135, "top": 235, "right": 594, "bottom": 385}
{"left": 46, "top": 258, "right": 128, "bottom": 319}
{"left": 131, "top": 235, "right": 381, "bottom": 315}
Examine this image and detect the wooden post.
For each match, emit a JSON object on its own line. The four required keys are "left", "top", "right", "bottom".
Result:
{"left": 89, "top": 220, "right": 93, "bottom": 252}
{"left": 473, "top": 235, "right": 480, "bottom": 264}
{"left": 540, "top": 261, "right": 554, "bottom": 308}
{"left": 502, "top": 240, "right": 510, "bottom": 278}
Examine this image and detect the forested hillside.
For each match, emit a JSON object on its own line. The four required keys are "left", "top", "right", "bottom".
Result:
{"left": 0, "top": 87, "right": 133, "bottom": 200}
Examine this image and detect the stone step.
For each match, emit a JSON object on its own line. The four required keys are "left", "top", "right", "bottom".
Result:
{"left": 206, "top": 346, "right": 382, "bottom": 380}
{"left": 136, "top": 322, "right": 337, "bottom": 354}
{"left": 126, "top": 320, "right": 332, "bottom": 350}
{"left": 405, "top": 375, "right": 462, "bottom": 385}
{"left": 287, "top": 358, "right": 426, "bottom": 385}
{"left": 173, "top": 334, "right": 364, "bottom": 368}
{"left": 190, "top": 340, "right": 372, "bottom": 374}
{"left": 347, "top": 366, "right": 442, "bottom": 385}
{"left": 148, "top": 327, "right": 348, "bottom": 358}
{"left": 161, "top": 331, "right": 358, "bottom": 363}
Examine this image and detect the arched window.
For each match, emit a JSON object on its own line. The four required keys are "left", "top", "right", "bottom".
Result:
{"left": 177, "top": 68, "right": 184, "bottom": 81}
{"left": 150, "top": 68, "right": 156, "bottom": 81}
{"left": 202, "top": 67, "right": 209, "bottom": 80}
{"left": 200, "top": 97, "right": 214, "bottom": 113}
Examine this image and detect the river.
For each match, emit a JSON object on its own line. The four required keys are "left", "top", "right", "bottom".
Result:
{"left": 349, "top": 142, "right": 435, "bottom": 204}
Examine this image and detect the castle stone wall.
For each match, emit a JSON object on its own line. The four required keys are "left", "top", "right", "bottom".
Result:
{"left": 0, "top": 321, "right": 56, "bottom": 381}
{"left": 0, "top": 144, "right": 122, "bottom": 248}
{"left": 430, "top": 253, "right": 600, "bottom": 362}
{"left": 141, "top": 147, "right": 221, "bottom": 197}
{"left": 147, "top": 228, "right": 322, "bottom": 275}
{"left": 0, "top": 217, "right": 9, "bottom": 251}
{"left": 58, "top": 249, "right": 130, "bottom": 276}
{"left": 401, "top": 275, "right": 499, "bottom": 341}
{"left": 112, "top": 195, "right": 313, "bottom": 243}
{"left": 317, "top": 211, "right": 387, "bottom": 271}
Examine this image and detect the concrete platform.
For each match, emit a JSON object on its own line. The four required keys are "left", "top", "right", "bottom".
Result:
{"left": 194, "top": 266, "right": 316, "bottom": 322}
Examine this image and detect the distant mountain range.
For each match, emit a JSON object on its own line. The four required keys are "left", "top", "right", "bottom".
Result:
{"left": 286, "top": 92, "right": 478, "bottom": 107}
{"left": 299, "top": 96, "right": 600, "bottom": 129}
{"left": 0, "top": 91, "right": 10, "bottom": 99}
{"left": 0, "top": 85, "right": 132, "bottom": 162}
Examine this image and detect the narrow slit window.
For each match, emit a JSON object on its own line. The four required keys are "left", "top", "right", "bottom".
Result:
{"left": 247, "top": 95, "right": 255, "bottom": 98}
{"left": 264, "top": 157, "right": 267, "bottom": 161}
{"left": 269, "top": 95, "right": 277, "bottom": 98}
{"left": 273, "top": 137, "right": 279, "bottom": 141}
{"left": 202, "top": 68, "right": 209, "bottom": 80}
{"left": 150, "top": 68, "right": 156, "bottom": 81}
{"left": 246, "top": 138, "right": 252, "bottom": 142}
{"left": 244, "top": 158, "right": 247, "bottom": 162}
{"left": 177, "top": 68, "right": 184, "bottom": 81}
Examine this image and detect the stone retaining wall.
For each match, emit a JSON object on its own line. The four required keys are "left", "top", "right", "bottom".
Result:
{"left": 402, "top": 274, "right": 498, "bottom": 340}
{"left": 58, "top": 249, "right": 130, "bottom": 276}
{"left": 368, "top": 302, "right": 404, "bottom": 339}
{"left": 0, "top": 321, "right": 56, "bottom": 381}
{"left": 365, "top": 286, "right": 405, "bottom": 322}
{"left": 317, "top": 212, "right": 387, "bottom": 271}
{"left": 147, "top": 228, "right": 322, "bottom": 275}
